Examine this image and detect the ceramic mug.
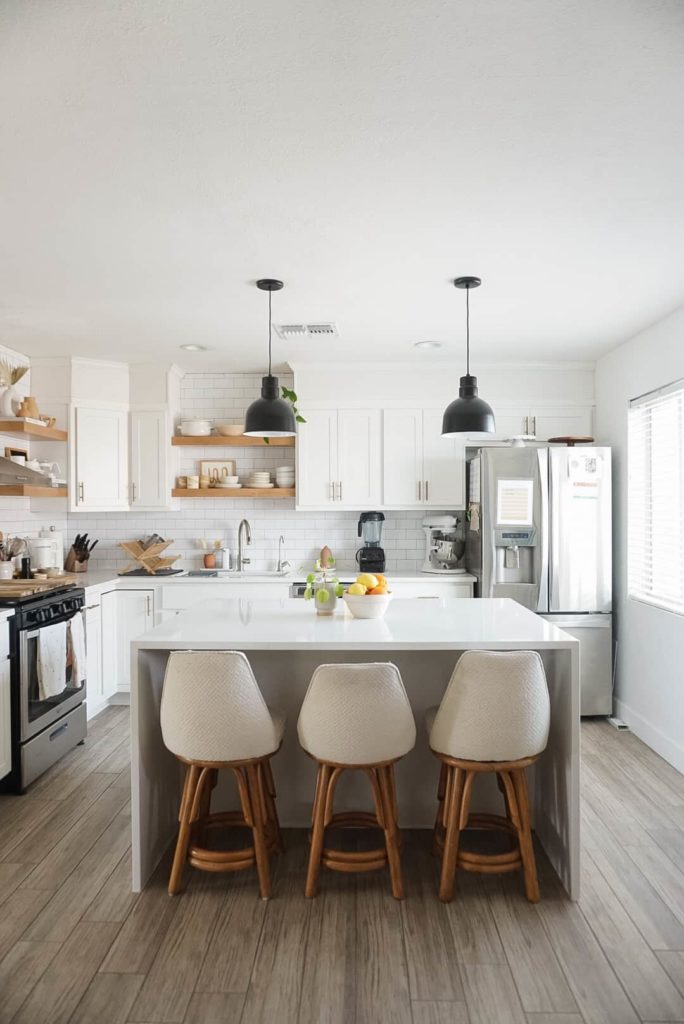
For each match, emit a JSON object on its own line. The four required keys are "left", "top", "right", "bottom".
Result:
{"left": 0, "top": 563, "right": 13, "bottom": 579}
{"left": 177, "top": 475, "right": 187, "bottom": 489}
{"left": 199, "top": 474, "right": 210, "bottom": 489}
{"left": 187, "top": 475, "right": 199, "bottom": 489}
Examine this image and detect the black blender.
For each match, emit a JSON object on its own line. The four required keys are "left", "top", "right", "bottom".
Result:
{"left": 356, "top": 511, "right": 386, "bottom": 573}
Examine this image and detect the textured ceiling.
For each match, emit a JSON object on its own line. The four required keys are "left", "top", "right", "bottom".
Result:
{"left": 1, "top": 0, "right": 683, "bottom": 371}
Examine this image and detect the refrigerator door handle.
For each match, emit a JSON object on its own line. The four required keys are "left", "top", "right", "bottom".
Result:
{"left": 537, "top": 447, "right": 549, "bottom": 612}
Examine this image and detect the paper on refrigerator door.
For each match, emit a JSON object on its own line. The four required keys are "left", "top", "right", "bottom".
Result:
{"left": 496, "top": 479, "right": 534, "bottom": 525}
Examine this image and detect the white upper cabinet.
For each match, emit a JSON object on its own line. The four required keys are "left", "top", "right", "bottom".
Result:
{"left": 71, "top": 404, "right": 129, "bottom": 511}
{"left": 296, "top": 408, "right": 338, "bottom": 507}
{"left": 383, "top": 408, "right": 423, "bottom": 506}
{"left": 422, "top": 408, "right": 465, "bottom": 508}
{"left": 383, "top": 408, "right": 464, "bottom": 509}
{"left": 531, "top": 406, "right": 594, "bottom": 441}
{"left": 336, "top": 409, "right": 382, "bottom": 507}
{"left": 297, "top": 408, "right": 381, "bottom": 509}
{"left": 130, "top": 409, "right": 172, "bottom": 509}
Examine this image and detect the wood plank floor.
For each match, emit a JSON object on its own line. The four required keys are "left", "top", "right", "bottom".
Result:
{"left": 1, "top": 709, "right": 684, "bottom": 1023}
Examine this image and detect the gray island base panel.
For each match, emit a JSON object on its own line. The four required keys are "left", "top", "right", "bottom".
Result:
{"left": 131, "top": 597, "right": 580, "bottom": 897}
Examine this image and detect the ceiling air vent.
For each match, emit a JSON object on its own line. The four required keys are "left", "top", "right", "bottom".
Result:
{"left": 274, "top": 322, "right": 339, "bottom": 342}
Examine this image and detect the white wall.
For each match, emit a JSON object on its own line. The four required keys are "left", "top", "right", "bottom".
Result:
{"left": 595, "top": 304, "right": 684, "bottom": 772}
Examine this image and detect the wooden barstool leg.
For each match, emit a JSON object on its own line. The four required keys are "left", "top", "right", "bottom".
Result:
{"left": 305, "top": 763, "right": 331, "bottom": 898}
{"left": 438, "top": 765, "right": 466, "bottom": 902}
{"left": 433, "top": 761, "right": 450, "bottom": 855}
{"left": 511, "top": 767, "right": 540, "bottom": 902}
{"left": 246, "top": 763, "right": 271, "bottom": 900}
{"left": 263, "top": 758, "right": 284, "bottom": 852}
{"left": 169, "top": 763, "right": 200, "bottom": 895}
{"left": 379, "top": 765, "right": 405, "bottom": 899}
{"left": 196, "top": 767, "right": 217, "bottom": 845}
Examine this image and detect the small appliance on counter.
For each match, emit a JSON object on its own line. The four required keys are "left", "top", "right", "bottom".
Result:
{"left": 356, "top": 511, "right": 386, "bottom": 573}
{"left": 421, "top": 515, "right": 466, "bottom": 574}
{"left": 28, "top": 526, "right": 63, "bottom": 571}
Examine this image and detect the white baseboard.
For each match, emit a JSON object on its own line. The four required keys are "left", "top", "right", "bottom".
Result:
{"left": 108, "top": 692, "right": 131, "bottom": 706}
{"left": 614, "top": 698, "right": 684, "bottom": 774}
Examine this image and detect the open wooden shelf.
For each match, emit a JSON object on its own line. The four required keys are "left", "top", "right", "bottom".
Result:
{"left": 172, "top": 487, "right": 295, "bottom": 499}
{"left": 0, "top": 485, "right": 67, "bottom": 498}
{"left": 171, "top": 435, "right": 294, "bottom": 447}
{"left": 0, "top": 421, "right": 68, "bottom": 441}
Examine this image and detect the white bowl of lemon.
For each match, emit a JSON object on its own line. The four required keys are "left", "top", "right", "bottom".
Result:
{"left": 343, "top": 573, "right": 392, "bottom": 619}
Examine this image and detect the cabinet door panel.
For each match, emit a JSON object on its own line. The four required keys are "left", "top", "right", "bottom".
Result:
{"left": 117, "top": 591, "right": 154, "bottom": 693}
{"left": 422, "top": 409, "right": 464, "bottom": 507}
{"left": 0, "top": 650, "right": 10, "bottom": 781}
{"left": 337, "top": 409, "right": 382, "bottom": 507}
{"left": 296, "top": 409, "right": 337, "bottom": 507}
{"left": 383, "top": 409, "right": 423, "bottom": 506}
{"left": 100, "top": 592, "right": 119, "bottom": 700}
{"left": 73, "top": 405, "right": 128, "bottom": 510}
{"left": 85, "top": 604, "right": 103, "bottom": 715}
{"left": 532, "top": 407, "right": 594, "bottom": 441}
{"left": 130, "top": 409, "right": 169, "bottom": 508}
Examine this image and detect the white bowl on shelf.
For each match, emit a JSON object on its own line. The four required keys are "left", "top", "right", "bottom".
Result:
{"left": 179, "top": 419, "right": 211, "bottom": 436}
{"left": 215, "top": 423, "right": 245, "bottom": 436}
{"left": 342, "top": 591, "right": 392, "bottom": 619}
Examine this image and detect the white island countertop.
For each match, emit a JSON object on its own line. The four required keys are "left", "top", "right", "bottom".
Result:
{"left": 134, "top": 596, "right": 572, "bottom": 650}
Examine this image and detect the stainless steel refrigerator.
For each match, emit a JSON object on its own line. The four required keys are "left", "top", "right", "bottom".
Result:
{"left": 465, "top": 445, "right": 612, "bottom": 715}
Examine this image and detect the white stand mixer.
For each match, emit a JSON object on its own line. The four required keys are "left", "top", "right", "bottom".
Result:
{"left": 421, "top": 515, "right": 466, "bottom": 574}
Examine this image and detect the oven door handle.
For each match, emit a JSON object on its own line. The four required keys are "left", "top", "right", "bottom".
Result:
{"left": 25, "top": 631, "right": 41, "bottom": 641}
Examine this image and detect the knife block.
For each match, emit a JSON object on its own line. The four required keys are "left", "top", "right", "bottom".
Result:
{"left": 64, "top": 547, "right": 88, "bottom": 573}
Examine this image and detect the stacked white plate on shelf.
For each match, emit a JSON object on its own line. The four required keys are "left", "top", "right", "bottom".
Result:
{"left": 275, "top": 466, "right": 295, "bottom": 488}
{"left": 246, "top": 471, "right": 273, "bottom": 489}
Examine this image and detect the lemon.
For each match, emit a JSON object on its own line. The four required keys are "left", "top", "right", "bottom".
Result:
{"left": 316, "top": 588, "right": 330, "bottom": 604}
{"left": 356, "top": 573, "right": 378, "bottom": 590}
{"left": 348, "top": 582, "right": 367, "bottom": 596}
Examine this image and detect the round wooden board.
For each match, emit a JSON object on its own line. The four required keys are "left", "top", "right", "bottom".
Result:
{"left": 547, "top": 436, "right": 595, "bottom": 446}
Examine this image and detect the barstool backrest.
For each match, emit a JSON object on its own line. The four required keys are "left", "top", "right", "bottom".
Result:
{"left": 161, "top": 650, "right": 280, "bottom": 762}
{"left": 297, "top": 662, "right": 416, "bottom": 765}
{"left": 430, "top": 650, "right": 550, "bottom": 762}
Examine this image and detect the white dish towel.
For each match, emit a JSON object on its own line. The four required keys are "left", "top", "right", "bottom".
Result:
{"left": 37, "top": 621, "right": 67, "bottom": 700}
{"left": 69, "top": 611, "right": 87, "bottom": 687}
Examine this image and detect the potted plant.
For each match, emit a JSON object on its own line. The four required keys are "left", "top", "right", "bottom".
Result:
{"left": 303, "top": 553, "right": 343, "bottom": 616}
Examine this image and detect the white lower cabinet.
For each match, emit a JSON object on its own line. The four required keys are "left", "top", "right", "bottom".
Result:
{"left": 0, "top": 620, "right": 11, "bottom": 782}
{"left": 101, "top": 589, "right": 155, "bottom": 695}
{"left": 85, "top": 597, "right": 104, "bottom": 718}
{"left": 392, "top": 579, "right": 474, "bottom": 598}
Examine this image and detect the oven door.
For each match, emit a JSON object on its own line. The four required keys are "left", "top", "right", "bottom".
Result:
{"left": 19, "top": 610, "right": 87, "bottom": 742}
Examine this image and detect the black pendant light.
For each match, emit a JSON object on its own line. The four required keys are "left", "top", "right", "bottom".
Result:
{"left": 244, "top": 278, "right": 297, "bottom": 437}
{"left": 441, "top": 276, "right": 495, "bottom": 436}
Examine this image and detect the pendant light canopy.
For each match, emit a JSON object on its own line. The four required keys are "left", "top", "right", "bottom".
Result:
{"left": 244, "top": 278, "right": 297, "bottom": 437}
{"left": 441, "top": 276, "right": 495, "bottom": 437}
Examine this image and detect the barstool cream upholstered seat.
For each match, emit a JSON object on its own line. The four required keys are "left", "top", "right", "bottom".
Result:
{"left": 297, "top": 663, "right": 416, "bottom": 899}
{"left": 427, "top": 650, "right": 550, "bottom": 903}
{"left": 160, "top": 651, "right": 285, "bottom": 899}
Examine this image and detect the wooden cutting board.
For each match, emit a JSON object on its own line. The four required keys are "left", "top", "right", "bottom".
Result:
{"left": 0, "top": 577, "right": 78, "bottom": 598}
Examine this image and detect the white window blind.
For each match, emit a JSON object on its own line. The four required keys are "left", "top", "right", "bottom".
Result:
{"left": 628, "top": 379, "right": 684, "bottom": 615}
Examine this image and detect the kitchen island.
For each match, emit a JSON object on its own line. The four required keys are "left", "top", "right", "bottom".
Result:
{"left": 131, "top": 597, "right": 580, "bottom": 896}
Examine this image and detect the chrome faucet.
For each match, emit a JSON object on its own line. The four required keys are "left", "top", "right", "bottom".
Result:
{"left": 237, "top": 519, "right": 251, "bottom": 571}
{"left": 277, "top": 535, "right": 291, "bottom": 574}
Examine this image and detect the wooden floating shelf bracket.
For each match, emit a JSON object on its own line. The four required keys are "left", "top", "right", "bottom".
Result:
{"left": 0, "top": 485, "right": 68, "bottom": 498}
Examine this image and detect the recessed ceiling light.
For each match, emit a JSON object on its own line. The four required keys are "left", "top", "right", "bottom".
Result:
{"left": 180, "top": 343, "right": 211, "bottom": 352}
{"left": 414, "top": 340, "right": 443, "bottom": 350}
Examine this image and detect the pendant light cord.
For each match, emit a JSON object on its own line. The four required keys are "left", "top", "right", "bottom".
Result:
{"left": 268, "top": 289, "right": 272, "bottom": 376}
{"left": 466, "top": 284, "right": 470, "bottom": 376}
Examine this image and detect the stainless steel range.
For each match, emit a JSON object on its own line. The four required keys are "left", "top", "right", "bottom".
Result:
{"left": 0, "top": 584, "right": 87, "bottom": 793}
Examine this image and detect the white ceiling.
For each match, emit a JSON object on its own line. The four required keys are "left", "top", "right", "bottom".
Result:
{"left": 1, "top": 0, "right": 683, "bottom": 372}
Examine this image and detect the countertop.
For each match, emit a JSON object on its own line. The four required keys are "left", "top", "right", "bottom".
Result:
{"left": 80, "top": 568, "right": 477, "bottom": 590}
{"left": 132, "top": 596, "right": 575, "bottom": 651}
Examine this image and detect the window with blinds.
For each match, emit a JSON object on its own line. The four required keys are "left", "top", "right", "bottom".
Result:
{"left": 628, "top": 379, "right": 684, "bottom": 615}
